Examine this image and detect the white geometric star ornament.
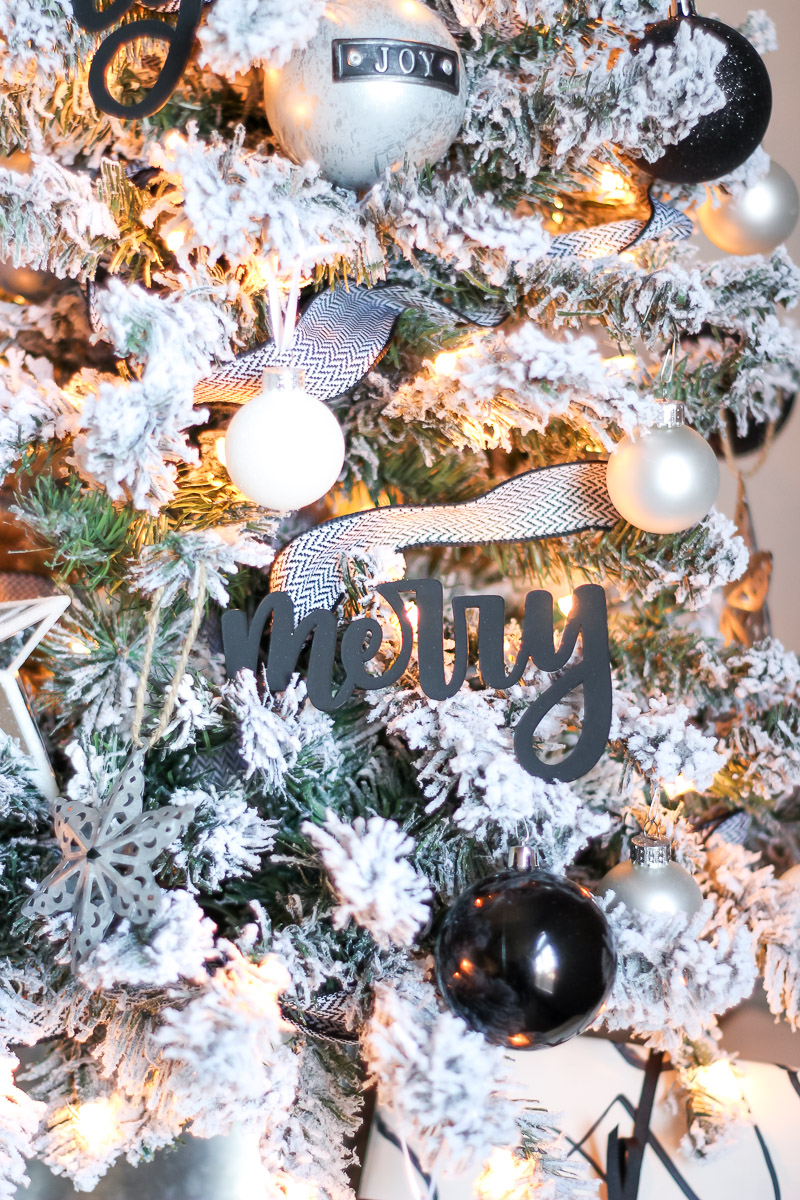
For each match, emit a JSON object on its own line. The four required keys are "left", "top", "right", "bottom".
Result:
{"left": 23, "top": 755, "right": 192, "bottom": 966}
{"left": 0, "top": 582, "right": 71, "bottom": 800}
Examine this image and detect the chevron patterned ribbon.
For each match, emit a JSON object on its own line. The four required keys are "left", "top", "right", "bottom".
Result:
{"left": 192, "top": 203, "right": 689, "bottom": 406}
{"left": 270, "top": 460, "right": 618, "bottom": 619}
{"left": 548, "top": 198, "right": 693, "bottom": 260}
{"left": 194, "top": 285, "right": 474, "bottom": 405}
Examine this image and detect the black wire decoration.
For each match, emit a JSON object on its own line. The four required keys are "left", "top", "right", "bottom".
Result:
{"left": 72, "top": 0, "right": 204, "bottom": 119}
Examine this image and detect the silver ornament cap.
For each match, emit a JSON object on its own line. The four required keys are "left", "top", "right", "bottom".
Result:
{"left": 606, "top": 410, "right": 720, "bottom": 535}
{"left": 263, "top": 0, "right": 468, "bottom": 191}
{"left": 595, "top": 834, "right": 704, "bottom": 918}
{"left": 630, "top": 832, "right": 672, "bottom": 867}
{"left": 508, "top": 845, "right": 541, "bottom": 871}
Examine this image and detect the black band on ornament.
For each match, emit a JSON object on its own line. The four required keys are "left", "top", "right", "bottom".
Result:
{"left": 331, "top": 38, "right": 460, "bottom": 95}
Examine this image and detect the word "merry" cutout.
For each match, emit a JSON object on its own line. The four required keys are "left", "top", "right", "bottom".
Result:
{"left": 222, "top": 580, "right": 612, "bottom": 782}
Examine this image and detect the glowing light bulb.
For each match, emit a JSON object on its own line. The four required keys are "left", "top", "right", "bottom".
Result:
{"left": 557, "top": 593, "right": 574, "bottom": 617}
{"left": 604, "top": 353, "right": 638, "bottom": 374}
{"left": 404, "top": 602, "right": 419, "bottom": 632}
{"left": 475, "top": 1148, "right": 535, "bottom": 1200}
{"left": 690, "top": 1060, "right": 744, "bottom": 1106}
{"left": 663, "top": 773, "right": 696, "bottom": 799}
{"left": 551, "top": 211, "right": 564, "bottom": 225}
{"left": 433, "top": 350, "right": 460, "bottom": 378}
{"left": 69, "top": 639, "right": 91, "bottom": 656}
{"left": 165, "top": 228, "right": 185, "bottom": 252}
{"left": 596, "top": 167, "right": 635, "bottom": 203}
{"left": 164, "top": 130, "right": 185, "bottom": 154}
{"left": 73, "top": 1099, "right": 120, "bottom": 1153}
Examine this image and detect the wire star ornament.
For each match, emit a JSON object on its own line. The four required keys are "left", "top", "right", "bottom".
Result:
{"left": 23, "top": 755, "right": 191, "bottom": 966}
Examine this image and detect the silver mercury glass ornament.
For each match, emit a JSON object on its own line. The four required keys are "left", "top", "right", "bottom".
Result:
{"left": 606, "top": 400, "right": 720, "bottom": 535}
{"left": 263, "top": 0, "right": 468, "bottom": 191}
{"left": 595, "top": 831, "right": 704, "bottom": 918}
{"left": 698, "top": 162, "right": 800, "bottom": 257}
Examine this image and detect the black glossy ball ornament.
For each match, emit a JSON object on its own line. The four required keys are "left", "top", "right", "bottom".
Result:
{"left": 636, "top": 2, "right": 772, "bottom": 185}
{"left": 435, "top": 864, "right": 617, "bottom": 1050}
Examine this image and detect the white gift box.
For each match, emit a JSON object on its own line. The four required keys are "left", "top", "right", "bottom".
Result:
{"left": 357, "top": 1036, "right": 800, "bottom": 1200}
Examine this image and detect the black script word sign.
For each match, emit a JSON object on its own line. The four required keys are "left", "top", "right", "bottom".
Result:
{"left": 222, "top": 580, "right": 612, "bottom": 783}
{"left": 332, "top": 39, "right": 460, "bottom": 95}
{"left": 72, "top": 0, "right": 203, "bottom": 119}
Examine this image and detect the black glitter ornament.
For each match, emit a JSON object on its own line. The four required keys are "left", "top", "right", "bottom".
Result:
{"left": 636, "top": 0, "right": 772, "bottom": 185}
{"left": 709, "top": 390, "right": 795, "bottom": 459}
{"left": 435, "top": 849, "right": 617, "bottom": 1050}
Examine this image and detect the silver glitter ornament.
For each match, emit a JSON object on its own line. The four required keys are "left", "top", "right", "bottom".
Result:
{"left": 606, "top": 402, "right": 720, "bottom": 534}
{"left": 596, "top": 833, "right": 704, "bottom": 918}
{"left": 698, "top": 162, "right": 800, "bottom": 256}
{"left": 635, "top": 0, "right": 772, "bottom": 185}
{"left": 263, "top": 0, "right": 467, "bottom": 191}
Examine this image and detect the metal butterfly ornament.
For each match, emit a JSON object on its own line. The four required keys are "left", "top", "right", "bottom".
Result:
{"left": 23, "top": 755, "right": 191, "bottom": 966}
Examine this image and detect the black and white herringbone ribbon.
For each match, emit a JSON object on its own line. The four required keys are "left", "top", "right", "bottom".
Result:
{"left": 280, "top": 993, "right": 360, "bottom": 1045}
{"left": 192, "top": 205, "right": 689, "bottom": 405}
{"left": 270, "top": 460, "right": 618, "bottom": 619}
{"left": 549, "top": 198, "right": 693, "bottom": 260}
{"left": 194, "top": 284, "right": 501, "bottom": 405}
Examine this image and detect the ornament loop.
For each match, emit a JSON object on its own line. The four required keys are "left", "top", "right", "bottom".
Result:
{"left": 642, "top": 815, "right": 663, "bottom": 839}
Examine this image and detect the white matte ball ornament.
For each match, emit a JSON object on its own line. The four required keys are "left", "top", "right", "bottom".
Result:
{"left": 263, "top": 0, "right": 468, "bottom": 191}
{"left": 596, "top": 834, "right": 704, "bottom": 919}
{"left": 606, "top": 405, "right": 720, "bottom": 535}
{"left": 224, "top": 368, "right": 345, "bottom": 512}
{"left": 698, "top": 162, "right": 800, "bottom": 256}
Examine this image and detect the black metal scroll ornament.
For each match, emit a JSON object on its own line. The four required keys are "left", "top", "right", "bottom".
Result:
{"left": 222, "top": 461, "right": 620, "bottom": 783}
{"left": 71, "top": 0, "right": 203, "bottom": 119}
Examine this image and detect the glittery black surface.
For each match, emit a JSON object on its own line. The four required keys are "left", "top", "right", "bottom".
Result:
{"left": 637, "top": 16, "right": 772, "bottom": 185}
{"left": 435, "top": 869, "right": 617, "bottom": 1050}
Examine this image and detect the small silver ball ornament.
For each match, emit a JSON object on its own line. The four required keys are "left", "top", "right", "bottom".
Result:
{"left": 698, "top": 162, "right": 800, "bottom": 256}
{"left": 263, "top": 0, "right": 467, "bottom": 191}
{"left": 606, "top": 404, "right": 720, "bottom": 534}
{"left": 596, "top": 834, "right": 704, "bottom": 919}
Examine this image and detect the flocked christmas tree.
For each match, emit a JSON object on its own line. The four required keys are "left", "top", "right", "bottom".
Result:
{"left": 0, "top": 0, "right": 798, "bottom": 1195}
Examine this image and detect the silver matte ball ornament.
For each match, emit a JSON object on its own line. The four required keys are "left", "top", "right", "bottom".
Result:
{"left": 698, "top": 162, "right": 800, "bottom": 256}
{"left": 263, "top": 0, "right": 467, "bottom": 191}
{"left": 596, "top": 833, "right": 704, "bottom": 919}
{"left": 606, "top": 404, "right": 720, "bottom": 535}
